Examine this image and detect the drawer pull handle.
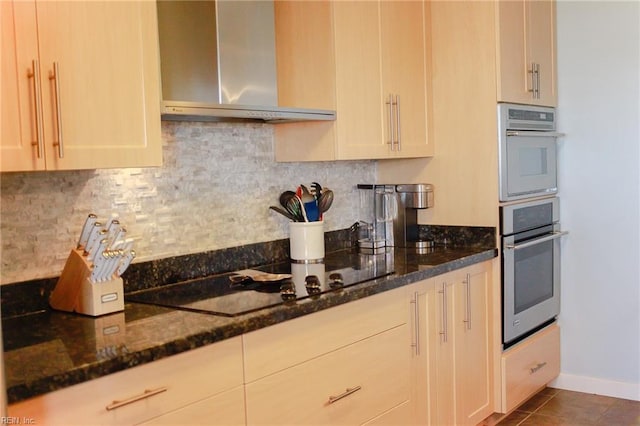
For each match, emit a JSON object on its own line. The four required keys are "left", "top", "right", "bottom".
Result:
{"left": 327, "top": 386, "right": 362, "bottom": 405}
{"left": 530, "top": 362, "right": 547, "bottom": 375}
{"left": 106, "top": 387, "right": 168, "bottom": 411}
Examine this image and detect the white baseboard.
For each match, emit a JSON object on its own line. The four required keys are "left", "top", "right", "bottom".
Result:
{"left": 550, "top": 373, "right": 640, "bottom": 401}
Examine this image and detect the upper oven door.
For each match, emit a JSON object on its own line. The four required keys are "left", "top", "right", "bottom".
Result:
{"left": 499, "top": 130, "right": 560, "bottom": 202}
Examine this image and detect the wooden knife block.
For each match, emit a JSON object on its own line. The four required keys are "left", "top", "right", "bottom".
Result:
{"left": 50, "top": 249, "right": 124, "bottom": 316}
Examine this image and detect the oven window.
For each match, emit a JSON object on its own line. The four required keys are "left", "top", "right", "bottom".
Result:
{"left": 514, "top": 239, "right": 554, "bottom": 314}
{"left": 519, "top": 147, "right": 548, "bottom": 177}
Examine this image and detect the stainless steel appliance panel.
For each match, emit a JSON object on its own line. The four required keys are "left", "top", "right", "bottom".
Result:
{"left": 501, "top": 196, "right": 567, "bottom": 346}
{"left": 498, "top": 103, "right": 563, "bottom": 202}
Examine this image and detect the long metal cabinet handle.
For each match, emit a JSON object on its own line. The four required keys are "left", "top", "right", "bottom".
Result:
{"left": 386, "top": 94, "right": 394, "bottom": 150}
{"left": 463, "top": 273, "right": 471, "bottom": 330}
{"left": 505, "top": 231, "right": 569, "bottom": 250}
{"left": 395, "top": 95, "right": 401, "bottom": 151}
{"left": 438, "top": 283, "right": 447, "bottom": 343}
{"left": 528, "top": 62, "right": 538, "bottom": 98}
{"left": 506, "top": 130, "right": 565, "bottom": 138}
{"left": 535, "top": 63, "right": 541, "bottom": 99}
{"left": 49, "top": 62, "right": 64, "bottom": 158}
{"left": 105, "top": 387, "right": 168, "bottom": 411}
{"left": 411, "top": 292, "right": 420, "bottom": 356}
{"left": 327, "top": 386, "right": 362, "bottom": 404}
{"left": 28, "top": 60, "right": 45, "bottom": 158}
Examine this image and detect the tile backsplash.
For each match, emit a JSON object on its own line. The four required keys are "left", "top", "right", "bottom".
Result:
{"left": 0, "top": 122, "right": 376, "bottom": 285}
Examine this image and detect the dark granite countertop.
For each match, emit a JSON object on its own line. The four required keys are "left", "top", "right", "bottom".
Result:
{"left": 3, "top": 233, "right": 497, "bottom": 404}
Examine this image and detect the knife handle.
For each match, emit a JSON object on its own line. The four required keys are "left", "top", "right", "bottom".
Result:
{"left": 84, "top": 222, "right": 104, "bottom": 256}
{"left": 90, "top": 250, "right": 109, "bottom": 283}
{"left": 77, "top": 214, "right": 98, "bottom": 249}
{"left": 116, "top": 250, "right": 136, "bottom": 277}
{"left": 87, "top": 230, "right": 108, "bottom": 261}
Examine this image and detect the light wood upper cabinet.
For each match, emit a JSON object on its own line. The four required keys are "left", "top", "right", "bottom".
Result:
{"left": 497, "top": 0, "right": 557, "bottom": 106}
{"left": 1, "top": 0, "right": 162, "bottom": 172}
{"left": 274, "top": 0, "right": 432, "bottom": 161}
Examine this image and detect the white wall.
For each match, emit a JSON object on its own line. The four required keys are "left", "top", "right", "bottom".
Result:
{"left": 554, "top": 0, "right": 640, "bottom": 400}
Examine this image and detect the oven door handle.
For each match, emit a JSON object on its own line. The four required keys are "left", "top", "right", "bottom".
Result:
{"left": 506, "top": 130, "right": 565, "bottom": 138}
{"left": 506, "top": 231, "right": 569, "bottom": 250}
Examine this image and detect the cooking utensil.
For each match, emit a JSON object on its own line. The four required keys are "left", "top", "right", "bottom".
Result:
{"left": 279, "top": 191, "right": 296, "bottom": 209}
{"left": 311, "top": 182, "right": 323, "bottom": 198}
{"left": 269, "top": 205, "right": 297, "bottom": 221}
{"left": 229, "top": 272, "right": 291, "bottom": 285}
{"left": 285, "top": 195, "right": 305, "bottom": 222}
{"left": 318, "top": 189, "right": 334, "bottom": 214}
{"left": 295, "top": 195, "right": 309, "bottom": 222}
{"left": 299, "top": 184, "right": 314, "bottom": 203}
{"left": 300, "top": 184, "right": 320, "bottom": 221}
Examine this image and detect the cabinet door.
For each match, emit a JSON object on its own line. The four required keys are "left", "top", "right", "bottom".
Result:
{"left": 432, "top": 278, "right": 456, "bottom": 426}
{"left": 497, "top": 0, "right": 557, "bottom": 106}
{"left": 454, "top": 264, "right": 493, "bottom": 426}
{"left": 332, "top": 1, "right": 387, "bottom": 160}
{"left": 1, "top": 0, "right": 45, "bottom": 171}
{"left": 274, "top": 0, "right": 433, "bottom": 162}
{"left": 526, "top": 0, "right": 556, "bottom": 106}
{"left": 34, "top": 0, "right": 162, "bottom": 170}
{"left": 408, "top": 279, "right": 436, "bottom": 425}
{"left": 429, "top": 262, "right": 493, "bottom": 426}
{"left": 380, "top": 0, "right": 432, "bottom": 158}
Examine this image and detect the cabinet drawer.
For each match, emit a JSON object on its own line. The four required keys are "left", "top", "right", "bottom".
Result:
{"left": 139, "top": 386, "right": 245, "bottom": 426}
{"left": 362, "top": 401, "right": 412, "bottom": 426}
{"left": 245, "top": 325, "right": 410, "bottom": 425}
{"left": 501, "top": 324, "right": 560, "bottom": 412}
{"left": 243, "top": 287, "right": 407, "bottom": 382}
{"left": 9, "top": 337, "right": 243, "bottom": 426}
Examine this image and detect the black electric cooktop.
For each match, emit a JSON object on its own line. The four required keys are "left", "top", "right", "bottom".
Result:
{"left": 125, "top": 256, "right": 394, "bottom": 317}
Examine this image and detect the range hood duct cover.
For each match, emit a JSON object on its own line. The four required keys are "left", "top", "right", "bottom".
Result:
{"left": 157, "top": 0, "right": 335, "bottom": 123}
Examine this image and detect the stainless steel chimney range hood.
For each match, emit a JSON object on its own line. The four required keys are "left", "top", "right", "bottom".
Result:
{"left": 157, "top": 0, "right": 335, "bottom": 123}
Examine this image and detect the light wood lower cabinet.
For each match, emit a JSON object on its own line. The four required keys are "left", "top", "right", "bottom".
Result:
{"left": 243, "top": 286, "right": 411, "bottom": 425}
{"left": 8, "top": 262, "right": 499, "bottom": 425}
{"left": 245, "top": 325, "right": 410, "bottom": 425}
{"left": 8, "top": 337, "right": 244, "bottom": 426}
{"left": 501, "top": 323, "right": 560, "bottom": 412}
{"left": 139, "top": 386, "right": 245, "bottom": 426}
{"left": 409, "top": 260, "right": 494, "bottom": 426}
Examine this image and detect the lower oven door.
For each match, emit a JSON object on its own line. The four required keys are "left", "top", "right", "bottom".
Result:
{"left": 503, "top": 227, "right": 567, "bottom": 345}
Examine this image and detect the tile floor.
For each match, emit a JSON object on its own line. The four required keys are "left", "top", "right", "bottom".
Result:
{"left": 483, "top": 387, "right": 640, "bottom": 426}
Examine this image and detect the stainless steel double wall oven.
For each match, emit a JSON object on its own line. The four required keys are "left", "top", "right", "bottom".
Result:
{"left": 498, "top": 103, "right": 567, "bottom": 347}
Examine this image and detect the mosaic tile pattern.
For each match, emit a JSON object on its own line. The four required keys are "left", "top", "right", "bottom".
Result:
{"left": 0, "top": 121, "right": 375, "bottom": 284}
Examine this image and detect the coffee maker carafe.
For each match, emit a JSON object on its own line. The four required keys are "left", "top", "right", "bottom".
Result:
{"left": 355, "top": 184, "right": 396, "bottom": 252}
{"left": 356, "top": 183, "right": 433, "bottom": 252}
